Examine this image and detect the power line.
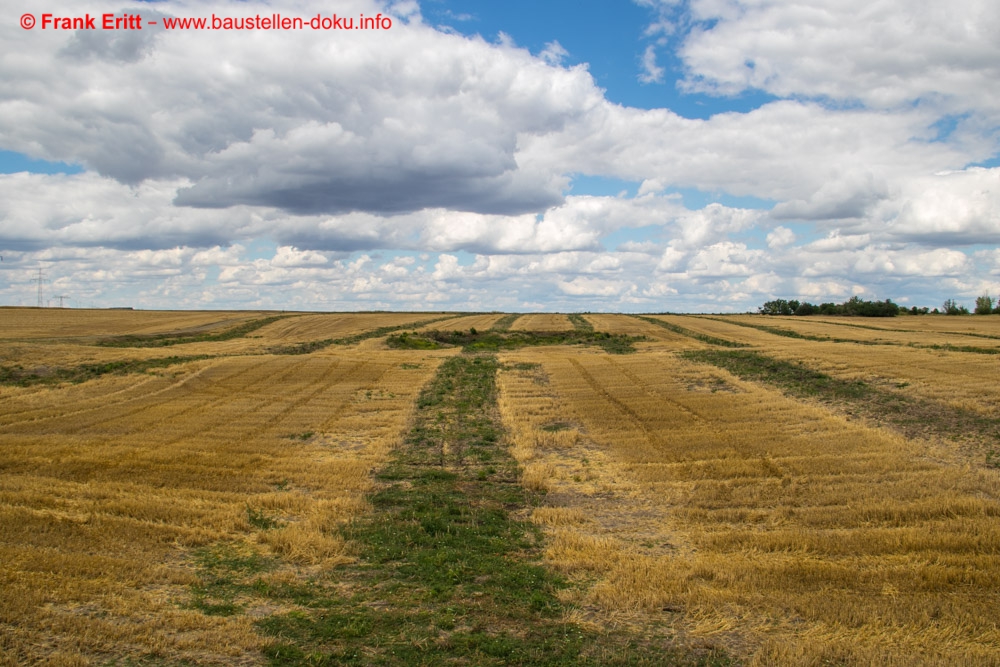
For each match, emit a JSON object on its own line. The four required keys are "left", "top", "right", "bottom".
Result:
{"left": 30, "top": 267, "right": 47, "bottom": 307}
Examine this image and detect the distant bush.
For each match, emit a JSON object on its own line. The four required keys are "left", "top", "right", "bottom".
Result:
{"left": 386, "top": 332, "right": 442, "bottom": 349}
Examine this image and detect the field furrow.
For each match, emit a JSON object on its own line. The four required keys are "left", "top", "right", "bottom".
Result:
{"left": 1, "top": 356, "right": 301, "bottom": 438}
{"left": 0, "top": 371, "right": 170, "bottom": 427}
{"left": 133, "top": 357, "right": 354, "bottom": 449}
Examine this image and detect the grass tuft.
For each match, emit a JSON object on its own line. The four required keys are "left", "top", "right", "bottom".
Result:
{"left": 188, "top": 543, "right": 277, "bottom": 617}
{"left": 246, "top": 506, "right": 283, "bottom": 531}
{"left": 987, "top": 449, "right": 1000, "bottom": 469}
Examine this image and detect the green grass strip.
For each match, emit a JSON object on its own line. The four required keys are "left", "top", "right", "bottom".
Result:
{"left": 0, "top": 355, "right": 211, "bottom": 387}
{"left": 256, "top": 354, "right": 728, "bottom": 666}
{"left": 490, "top": 314, "right": 522, "bottom": 331}
{"left": 788, "top": 317, "right": 1000, "bottom": 341}
{"left": 268, "top": 339, "right": 339, "bottom": 355}
{"left": 635, "top": 316, "right": 747, "bottom": 348}
{"left": 386, "top": 330, "right": 644, "bottom": 354}
{"left": 268, "top": 315, "right": 471, "bottom": 354}
{"left": 567, "top": 314, "right": 594, "bottom": 332}
{"left": 98, "top": 315, "right": 288, "bottom": 348}
{"left": 332, "top": 315, "right": 467, "bottom": 345}
{"left": 704, "top": 317, "right": 1000, "bottom": 354}
{"left": 912, "top": 342, "right": 1000, "bottom": 355}
{"left": 700, "top": 317, "right": 831, "bottom": 342}
{"left": 680, "top": 349, "right": 870, "bottom": 401}
{"left": 681, "top": 349, "right": 1000, "bottom": 463}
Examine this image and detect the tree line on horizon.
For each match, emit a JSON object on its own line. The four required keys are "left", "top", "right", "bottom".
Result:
{"left": 758, "top": 294, "right": 1000, "bottom": 317}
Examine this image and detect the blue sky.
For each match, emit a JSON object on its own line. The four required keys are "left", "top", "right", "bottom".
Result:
{"left": 1, "top": 0, "right": 998, "bottom": 311}
{"left": 427, "top": 0, "right": 666, "bottom": 109}
{"left": 0, "top": 150, "right": 82, "bottom": 176}
{"left": 424, "top": 0, "right": 778, "bottom": 117}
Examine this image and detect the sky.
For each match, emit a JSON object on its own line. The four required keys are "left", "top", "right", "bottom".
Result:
{"left": 1, "top": 0, "right": 999, "bottom": 312}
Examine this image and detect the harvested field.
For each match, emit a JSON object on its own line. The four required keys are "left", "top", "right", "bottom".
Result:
{"left": 812, "top": 314, "right": 1000, "bottom": 335}
{"left": 498, "top": 346, "right": 1000, "bottom": 665}
{"left": 647, "top": 314, "right": 764, "bottom": 347}
{"left": 0, "top": 309, "right": 452, "bottom": 665}
{"left": 4, "top": 308, "right": 1000, "bottom": 665}
{"left": 579, "top": 314, "right": 702, "bottom": 345}
{"left": 414, "top": 313, "right": 506, "bottom": 332}
{"left": 653, "top": 315, "right": 1000, "bottom": 416}
{"left": 509, "top": 313, "right": 573, "bottom": 331}
{"left": 251, "top": 312, "right": 445, "bottom": 343}
{"left": 0, "top": 308, "right": 270, "bottom": 341}
{"left": 715, "top": 314, "right": 1000, "bottom": 350}
{"left": 0, "top": 340, "right": 203, "bottom": 373}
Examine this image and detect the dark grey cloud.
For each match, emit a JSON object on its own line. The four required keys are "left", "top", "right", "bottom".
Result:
{"left": 174, "top": 167, "right": 562, "bottom": 216}
{"left": 5, "top": 0, "right": 598, "bottom": 216}
{"left": 770, "top": 173, "right": 890, "bottom": 221}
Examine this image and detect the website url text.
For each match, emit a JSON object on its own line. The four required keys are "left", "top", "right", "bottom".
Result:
{"left": 20, "top": 12, "right": 393, "bottom": 31}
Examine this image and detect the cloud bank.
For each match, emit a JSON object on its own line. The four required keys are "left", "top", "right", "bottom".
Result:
{"left": 0, "top": 0, "right": 998, "bottom": 311}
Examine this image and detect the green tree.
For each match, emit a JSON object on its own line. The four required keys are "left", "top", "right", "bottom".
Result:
{"left": 943, "top": 299, "right": 969, "bottom": 315}
{"left": 975, "top": 294, "right": 995, "bottom": 315}
{"left": 818, "top": 302, "right": 840, "bottom": 315}
{"left": 759, "top": 299, "right": 794, "bottom": 315}
{"left": 794, "top": 302, "right": 816, "bottom": 316}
